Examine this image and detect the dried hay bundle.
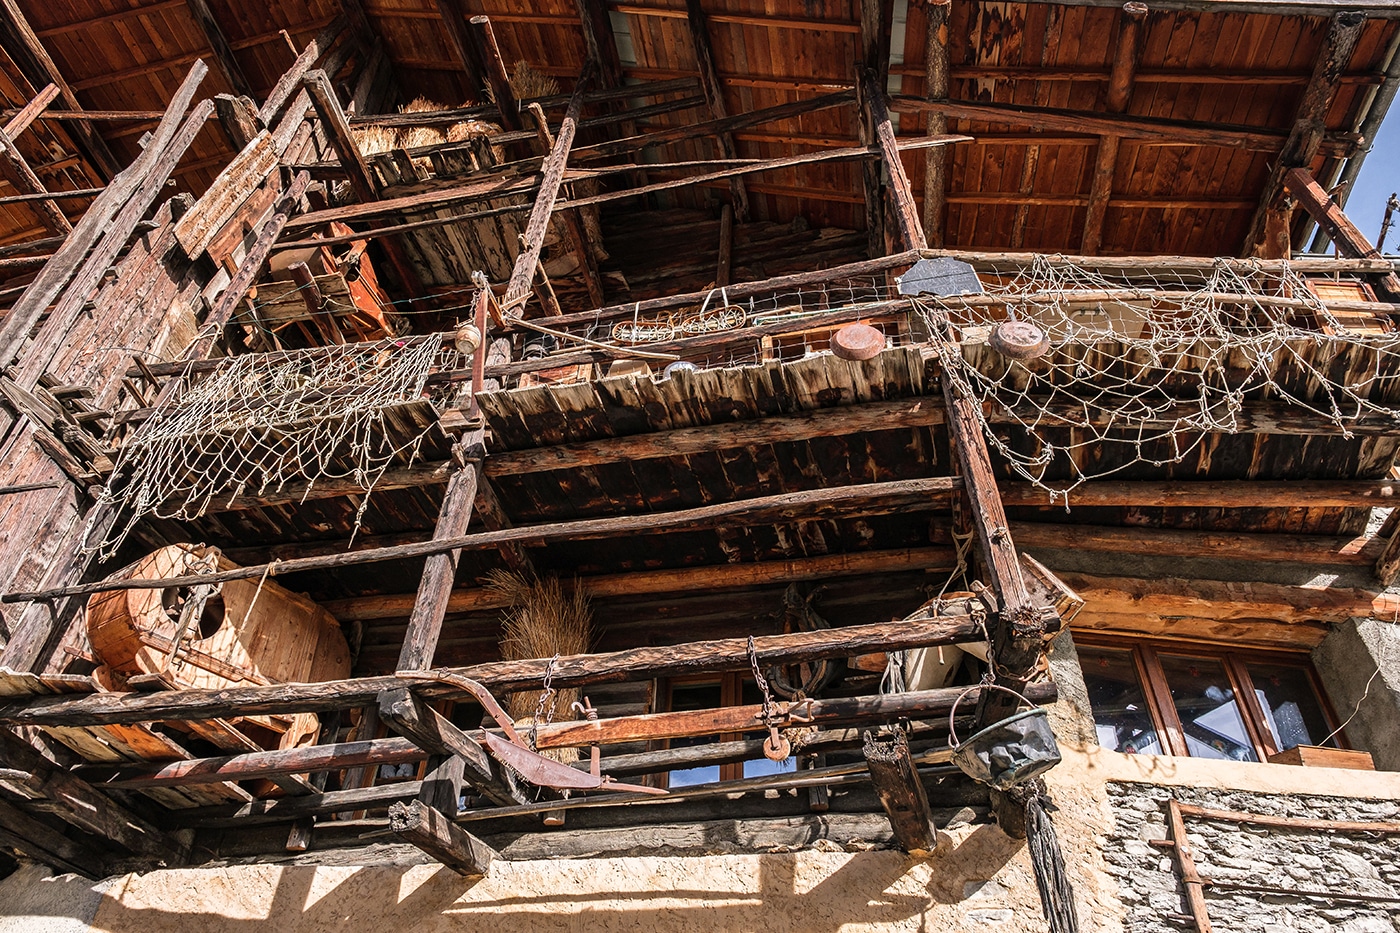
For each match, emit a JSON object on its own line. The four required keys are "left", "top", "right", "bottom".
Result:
{"left": 510, "top": 61, "right": 560, "bottom": 101}
{"left": 353, "top": 97, "right": 502, "bottom": 168}
{"left": 488, "top": 570, "right": 594, "bottom": 761}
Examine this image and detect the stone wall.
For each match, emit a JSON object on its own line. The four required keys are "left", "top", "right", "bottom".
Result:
{"left": 1104, "top": 782, "right": 1400, "bottom": 933}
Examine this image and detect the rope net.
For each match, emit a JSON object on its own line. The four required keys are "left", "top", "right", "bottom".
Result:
{"left": 89, "top": 336, "right": 443, "bottom": 559}
{"left": 913, "top": 257, "right": 1400, "bottom": 501}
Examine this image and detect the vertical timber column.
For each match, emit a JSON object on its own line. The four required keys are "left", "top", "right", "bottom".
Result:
{"left": 859, "top": 72, "right": 1044, "bottom": 722}
{"left": 684, "top": 0, "right": 749, "bottom": 222}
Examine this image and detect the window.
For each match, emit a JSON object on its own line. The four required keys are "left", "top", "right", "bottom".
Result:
{"left": 1077, "top": 637, "right": 1347, "bottom": 762}
{"left": 659, "top": 673, "right": 797, "bottom": 788}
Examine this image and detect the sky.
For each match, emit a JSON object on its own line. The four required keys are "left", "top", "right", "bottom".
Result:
{"left": 1343, "top": 105, "right": 1400, "bottom": 254}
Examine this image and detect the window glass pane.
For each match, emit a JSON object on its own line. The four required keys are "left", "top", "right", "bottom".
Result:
{"left": 740, "top": 680, "right": 795, "bottom": 779}
{"left": 668, "top": 682, "right": 723, "bottom": 786}
{"left": 1158, "top": 654, "right": 1257, "bottom": 762}
{"left": 1078, "top": 646, "right": 1163, "bottom": 755}
{"left": 1245, "top": 662, "right": 1337, "bottom": 751}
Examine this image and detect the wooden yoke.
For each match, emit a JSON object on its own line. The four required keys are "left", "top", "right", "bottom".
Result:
{"left": 858, "top": 72, "right": 1046, "bottom": 714}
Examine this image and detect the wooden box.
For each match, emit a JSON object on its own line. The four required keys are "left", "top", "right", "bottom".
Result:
{"left": 1267, "top": 745, "right": 1375, "bottom": 770}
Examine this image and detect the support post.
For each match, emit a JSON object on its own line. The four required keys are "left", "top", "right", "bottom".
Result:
{"left": 501, "top": 63, "right": 595, "bottom": 317}
{"left": 863, "top": 728, "right": 938, "bottom": 855}
{"left": 435, "top": 0, "right": 487, "bottom": 102}
{"left": 0, "top": 125, "right": 71, "bottom": 236}
{"left": 684, "top": 0, "right": 749, "bottom": 221}
{"left": 468, "top": 16, "right": 521, "bottom": 131}
{"left": 922, "top": 0, "right": 951, "bottom": 247}
{"left": 375, "top": 687, "right": 524, "bottom": 806}
{"left": 388, "top": 799, "right": 496, "bottom": 876}
{"left": 1080, "top": 1, "right": 1146, "bottom": 255}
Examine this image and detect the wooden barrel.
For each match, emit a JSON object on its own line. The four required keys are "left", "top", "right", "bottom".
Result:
{"left": 86, "top": 544, "right": 351, "bottom": 751}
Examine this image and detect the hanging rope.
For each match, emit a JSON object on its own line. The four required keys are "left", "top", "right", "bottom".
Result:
{"left": 1022, "top": 782, "right": 1080, "bottom": 933}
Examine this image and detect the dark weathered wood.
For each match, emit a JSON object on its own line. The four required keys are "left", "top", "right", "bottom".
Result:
{"left": 213, "top": 93, "right": 260, "bottom": 149}
{"left": 468, "top": 16, "right": 521, "bottom": 130}
{"left": 1284, "top": 166, "right": 1400, "bottom": 298}
{"left": 389, "top": 800, "right": 496, "bottom": 876}
{"left": 1081, "top": 1, "right": 1146, "bottom": 254}
{"left": 862, "top": 70, "right": 925, "bottom": 252}
{"left": 397, "top": 443, "right": 480, "bottom": 672}
{"left": 3, "top": 476, "right": 961, "bottom": 604}
{"left": 501, "top": 63, "right": 593, "bottom": 316}
{"left": 922, "top": 0, "right": 951, "bottom": 245}
{"left": 864, "top": 728, "right": 938, "bottom": 855}
{"left": 90, "top": 737, "right": 424, "bottom": 788}
{"left": 0, "top": 613, "right": 987, "bottom": 728}
{"left": 183, "top": 0, "right": 253, "bottom": 97}
{"left": 288, "top": 260, "right": 345, "bottom": 344}
{"left": 0, "top": 61, "right": 207, "bottom": 377}
{"left": 1, "top": 732, "right": 186, "bottom": 864}
{"left": 376, "top": 687, "right": 523, "bottom": 806}
{"left": 685, "top": 0, "right": 748, "bottom": 221}
{"left": 435, "top": 0, "right": 486, "bottom": 101}
{"left": 1241, "top": 11, "right": 1366, "bottom": 256}
{"left": 259, "top": 18, "right": 345, "bottom": 124}
{"left": 1014, "top": 522, "right": 1379, "bottom": 567}
{"left": 472, "top": 473, "right": 535, "bottom": 575}
{"left": 0, "top": 0, "right": 120, "bottom": 177}
{"left": 715, "top": 201, "right": 733, "bottom": 286}
{"left": 0, "top": 125, "right": 70, "bottom": 236}
{"left": 1374, "top": 526, "right": 1400, "bottom": 586}
{"left": 576, "top": 0, "right": 624, "bottom": 86}
{"left": 0, "top": 799, "right": 105, "bottom": 878}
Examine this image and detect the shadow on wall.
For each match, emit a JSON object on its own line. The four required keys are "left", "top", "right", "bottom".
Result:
{"left": 3, "top": 826, "right": 1031, "bottom": 933}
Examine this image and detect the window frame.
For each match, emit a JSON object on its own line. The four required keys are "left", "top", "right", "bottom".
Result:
{"left": 1076, "top": 634, "right": 1348, "bottom": 762}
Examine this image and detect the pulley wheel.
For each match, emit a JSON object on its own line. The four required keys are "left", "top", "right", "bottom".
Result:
{"left": 989, "top": 320, "right": 1050, "bottom": 360}
{"left": 763, "top": 732, "right": 791, "bottom": 762}
{"left": 830, "top": 323, "right": 885, "bottom": 361}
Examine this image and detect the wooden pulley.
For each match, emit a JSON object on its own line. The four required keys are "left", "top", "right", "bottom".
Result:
{"left": 763, "top": 727, "right": 791, "bottom": 762}
{"left": 989, "top": 319, "right": 1050, "bottom": 360}
{"left": 830, "top": 323, "right": 885, "bottom": 361}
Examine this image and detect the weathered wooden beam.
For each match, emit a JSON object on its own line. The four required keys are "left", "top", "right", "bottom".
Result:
{"left": 376, "top": 687, "right": 523, "bottom": 806}
{"left": 289, "top": 260, "right": 346, "bottom": 344}
{"left": 1014, "top": 522, "right": 1380, "bottom": 567}
{"left": 501, "top": 63, "right": 593, "bottom": 316}
{"left": 183, "top": 0, "right": 254, "bottom": 98}
{"left": 0, "top": 0, "right": 120, "bottom": 178}
{"left": 0, "top": 124, "right": 71, "bottom": 236}
{"left": 890, "top": 96, "right": 1344, "bottom": 154}
{"left": 0, "top": 799, "right": 105, "bottom": 878}
{"left": 576, "top": 0, "right": 624, "bottom": 87}
{"left": 1, "top": 83, "right": 60, "bottom": 138}
{"left": 1284, "top": 166, "right": 1400, "bottom": 298}
{"left": 435, "top": 0, "right": 487, "bottom": 102}
{"left": 258, "top": 17, "right": 345, "bottom": 125}
{"left": 715, "top": 201, "right": 734, "bottom": 286}
{"left": 1241, "top": 11, "right": 1367, "bottom": 256}
{"left": 389, "top": 800, "right": 496, "bottom": 876}
{"left": 1002, "top": 478, "right": 1400, "bottom": 509}
{"left": 1374, "top": 527, "right": 1400, "bottom": 585}
{"left": 213, "top": 93, "right": 260, "bottom": 149}
{"left": 861, "top": 68, "right": 924, "bottom": 252}
{"left": 864, "top": 728, "right": 938, "bottom": 855}
{"left": 89, "top": 736, "right": 424, "bottom": 788}
{"left": 397, "top": 440, "right": 481, "bottom": 672}
{"left": 469, "top": 15, "right": 520, "bottom": 130}
{"left": 685, "top": 0, "right": 749, "bottom": 221}
{"left": 0, "top": 613, "right": 987, "bottom": 728}
{"left": 922, "top": 0, "right": 951, "bottom": 246}
{"left": 1081, "top": 1, "right": 1146, "bottom": 254}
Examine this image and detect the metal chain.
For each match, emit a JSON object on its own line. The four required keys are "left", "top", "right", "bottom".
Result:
{"left": 528, "top": 654, "right": 560, "bottom": 750}
{"left": 747, "top": 636, "right": 777, "bottom": 724}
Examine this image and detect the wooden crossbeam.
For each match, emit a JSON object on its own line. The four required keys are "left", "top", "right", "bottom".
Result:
{"left": 469, "top": 15, "right": 521, "bottom": 129}
{"left": 376, "top": 687, "right": 523, "bottom": 806}
{"left": 389, "top": 800, "right": 496, "bottom": 876}
{"left": 1284, "top": 166, "right": 1400, "bottom": 299}
{"left": 1080, "top": 1, "right": 1147, "bottom": 254}
{"left": 1241, "top": 11, "right": 1367, "bottom": 256}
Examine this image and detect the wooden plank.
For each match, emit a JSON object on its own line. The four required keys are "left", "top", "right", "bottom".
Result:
{"left": 1, "top": 84, "right": 60, "bottom": 137}
{"left": 1241, "top": 12, "right": 1368, "bottom": 256}
{"left": 922, "top": 0, "right": 951, "bottom": 246}
{"left": 435, "top": 0, "right": 486, "bottom": 102}
{"left": 863, "top": 728, "right": 938, "bottom": 855}
{"left": 1284, "top": 166, "right": 1400, "bottom": 298}
{"left": 0, "top": 613, "right": 988, "bottom": 728}
{"left": 388, "top": 800, "right": 496, "bottom": 876}
{"left": 0, "top": 799, "right": 105, "bottom": 878}
{"left": 172, "top": 130, "right": 278, "bottom": 259}
{"left": 259, "top": 18, "right": 345, "bottom": 125}
{"left": 501, "top": 63, "right": 594, "bottom": 316}
{"left": 183, "top": 0, "right": 254, "bottom": 98}
{"left": 1081, "top": 1, "right": 1147, "bottom": 254}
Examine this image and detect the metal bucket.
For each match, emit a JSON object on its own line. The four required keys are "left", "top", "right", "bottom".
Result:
{"left": 948, "top": 684, "right": 1062, "bottom": 790}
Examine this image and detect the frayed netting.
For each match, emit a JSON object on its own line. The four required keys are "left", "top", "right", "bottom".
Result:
{"left": 87, "top": 336, "right": 443, "bottom": 559}
{"left": 917, "top": 257, "right": 1400, "bottom": 503}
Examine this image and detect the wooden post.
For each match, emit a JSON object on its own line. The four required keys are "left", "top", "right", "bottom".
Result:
{"left": 303, "top": 69, "right": 426, "bottom": 303}
{"left": 376, "top": 687, "right": 524, "bottom": 806}
{"left": 184, "top": 0, "right": 254, "bottom": 98}
{"left": 1080, "top": 1, "right": 1146, "bottom": 255}
{"left": 388, "top": 800, "right": 496, "bottom": 877}
{"left": 922, "top": 0, "right": 951, "bottom": 247}
{"left": 289, "top": 260, "right": 346, "bottom": 345}
{"left": 684, "top": 0, "right": 749, "bottom": 222}
{"left": 501, "top": 63, "right": 595, "bottom": 317}
{"left": 525, "top": 102, "right": 604, "bottom": 307}
{"left": 1241, "top": 11, "right": 1367, "bottom": 257}
{"left": 435, "top": 0, "right": 487, "bottom": 102}
{"left": 0, "top": 125, "right": 71, "bottom": 236}
{"left": 716, "top": 202, "right": 733, "bottom": 287}
{"left": 0, "top": 0, "right": 120, "bottom": 178}
{"left": 468, "top": 16, "right": 521, "bottom": 131}
{"left": 864, "top": 728, "right": 938, "bottom": 855}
